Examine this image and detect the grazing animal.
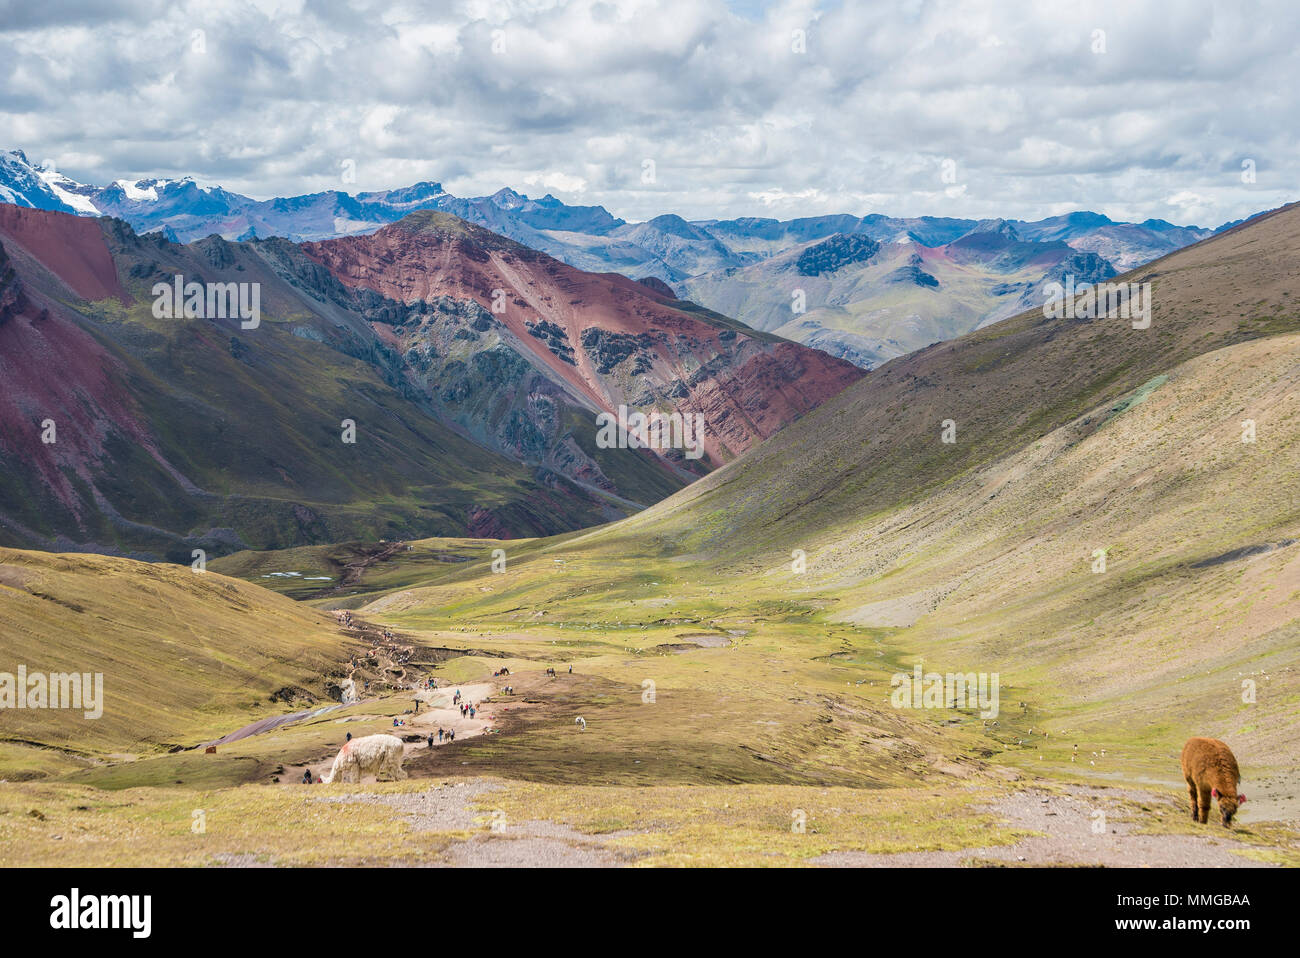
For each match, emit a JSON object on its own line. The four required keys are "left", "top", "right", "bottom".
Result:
{"left": 1181, "top": 737, "right": 1246, "bottom": 827}
{"left": 320, "top": 734, "right": 406, "bottom": 784}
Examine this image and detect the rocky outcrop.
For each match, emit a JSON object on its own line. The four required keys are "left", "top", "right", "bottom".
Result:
{"left": 637, "top": 275, "right": 678, "bottom": 298}
{"left": 795, "top": 233, "right": 880, "bottom": 276}
{"left": 0, "top": 240, "right": 26, "bottom": 326}
{"left": 885, "top": 265, "right": 939, "bottom": 288}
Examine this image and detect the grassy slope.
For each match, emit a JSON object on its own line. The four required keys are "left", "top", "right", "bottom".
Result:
{"left": 0, "top": 547, "right": 347, "bottom": 777}
{"left": 604, "top": 202, "right": 1300, "bottom": 565}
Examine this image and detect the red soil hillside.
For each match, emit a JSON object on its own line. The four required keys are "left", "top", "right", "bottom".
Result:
{"left": 0, "top": 209, "right": 158, "bottom": 528}
{"left": 0, "top": 202, "right": 127, "bottom": 302}
{"left": 0, "top": 207, "right": 675, "bottom": 558}
{"left": 302, "top": 211, "right": 863, "bottom": 463}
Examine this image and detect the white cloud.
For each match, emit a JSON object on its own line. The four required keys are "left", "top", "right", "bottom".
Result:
{"left": 0, "top": 0, "right": 1293, "bottom": 227}
{"left": 523, "top": 170, "right": 588, "bottom": 194}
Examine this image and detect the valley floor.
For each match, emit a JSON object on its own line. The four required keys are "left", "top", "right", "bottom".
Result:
{"left": 3, "top": 611, "right": 1297, "bottom": 867}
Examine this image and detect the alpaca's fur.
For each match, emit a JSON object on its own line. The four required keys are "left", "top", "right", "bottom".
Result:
{"left": 320, "top": 734, "right": 406, "bottom": 784}
{"left": 1181, "top": 737, "right": 1245, "bottom": 827}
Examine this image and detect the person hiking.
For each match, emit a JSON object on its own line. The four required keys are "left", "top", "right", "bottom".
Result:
{"left": 427, "top": 733, "right": 434, "bottom": 748}
{"left": 302, "top": 769, "right": 313, "bottom": 784}
{"left": 438, "top": 728, "right": 444, "bottom": 742}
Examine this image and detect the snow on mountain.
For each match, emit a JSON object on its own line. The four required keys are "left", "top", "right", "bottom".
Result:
{"left": 114, "top": 178, "right": 159, "bottom": 202}
{"left": 0, "top": 150, "right": 83, "bottom": 213}
{"left": 36, "top": 168, "right": 100, "bottom": 214}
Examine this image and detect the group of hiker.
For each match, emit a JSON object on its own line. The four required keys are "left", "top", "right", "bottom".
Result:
{"left": 296, "top": 668, "right": 538, "bottom": 787}
{"left": 289, "top": 655, "right": 588, "bottom": 790}
{"left": 386, "top": 688, "right": 480, "bottom": 746}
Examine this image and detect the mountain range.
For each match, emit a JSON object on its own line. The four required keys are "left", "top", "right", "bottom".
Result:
{"left": 2, "top": 148, "right": 1231, "bottom": 369}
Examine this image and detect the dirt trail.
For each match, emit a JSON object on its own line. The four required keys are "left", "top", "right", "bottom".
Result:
{"left": 397, "top": 682, "right": 496, "bottom": 758}
{"left": 332, "top": 613, "right": 420, "bottom": 692}
{"left": 289, "top": 682, "right": 497, "bottom": 783}
{"left": 203, "top": 628, "right": 422, "bottom": 751}
{"left": 311, "top": 779, "right": 631, "bottom": 867}
{"left": 813, "top": 785, "right": 1278, "bottom": 868}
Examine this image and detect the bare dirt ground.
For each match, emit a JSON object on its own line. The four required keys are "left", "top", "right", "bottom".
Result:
{"left": 313, "top": 780, "right": 632, "bottom": 867}
{"left": 813, "top": 785, "right": 1276, "bottom": 868}
{"left": 302, "top": 777, "right": 1283, "bottom": 868}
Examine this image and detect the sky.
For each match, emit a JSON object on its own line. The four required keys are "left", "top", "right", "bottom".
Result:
{"left": 0, "top": 0, "right": 1293, "bottom": 227}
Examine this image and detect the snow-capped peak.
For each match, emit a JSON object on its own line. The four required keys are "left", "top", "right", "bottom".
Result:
{"left": 0, "top": 149, "right": 101, "bottom": 215}
{"left": 114, "top": 178, "right": 159, "bottom": 202}
{"left": 35, "top": 166, "right": 100, "bottom": 214}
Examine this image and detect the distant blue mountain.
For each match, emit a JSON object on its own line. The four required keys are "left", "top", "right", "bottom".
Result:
{"left": 0, "top": 147, "right": 1230, "bottom": 343}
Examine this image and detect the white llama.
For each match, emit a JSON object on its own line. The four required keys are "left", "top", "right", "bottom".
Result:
{"left": 319, "top": 733, "right": 407, "bottom": 783}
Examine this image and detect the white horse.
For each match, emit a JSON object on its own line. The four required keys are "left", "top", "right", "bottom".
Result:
{"left": 320, "top": 734, "right": 407, "bottom": 783}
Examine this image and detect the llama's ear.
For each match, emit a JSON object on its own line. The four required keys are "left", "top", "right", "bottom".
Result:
{"left": 1211, "top": 787, "right": 1219, "bottom": 798}
{"left": 1238, "top": 794, "right": 1246, "bottom": 804}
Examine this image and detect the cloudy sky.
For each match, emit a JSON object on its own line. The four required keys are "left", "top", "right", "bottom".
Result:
{"left": 0, "top": 0, "right": 1293, "bottom": 227}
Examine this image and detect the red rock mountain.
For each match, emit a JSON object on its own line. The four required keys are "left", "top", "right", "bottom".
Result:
{"left": 302, "top": 212, "right": 863, "bottom": 465}
{"left": 0, "top": 206, "right": 861, "bottom": 560}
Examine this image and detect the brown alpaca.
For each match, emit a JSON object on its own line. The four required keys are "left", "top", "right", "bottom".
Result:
{"left": 1180, "top": 737, "right": 1246, "bottom": 827}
